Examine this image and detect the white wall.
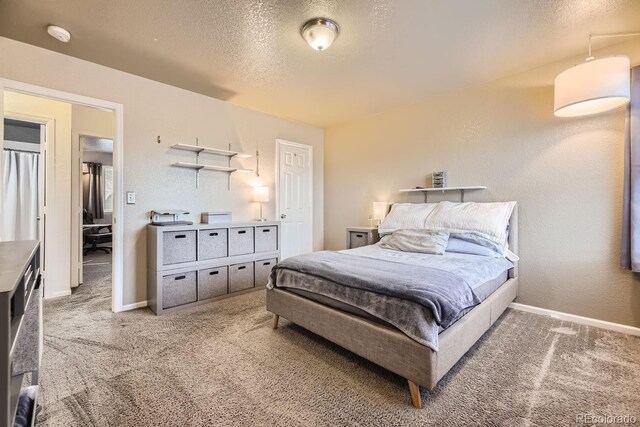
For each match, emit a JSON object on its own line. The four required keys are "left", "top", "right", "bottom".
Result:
{"left": 0, "top": 36, "right": 324, "bottom": 306}
{"left": 324, "top": 39, "right": 640, "bottom": 328}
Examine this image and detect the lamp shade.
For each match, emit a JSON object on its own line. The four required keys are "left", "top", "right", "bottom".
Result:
{"left": 253, "top": 186, "right": 269, "bottom": 203}
{"left": 372, "top": 202, "right": 388, "bottom": 221}
{"left": 554, "top": 56, "right": 630, "bottom": 117}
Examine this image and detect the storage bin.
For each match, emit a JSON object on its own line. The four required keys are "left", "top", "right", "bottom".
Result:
{"left": 348, "top": 231, "right": 369, "bottom": 249}
{"left": 255, "top": 226, "right": 278, "bottom": 253}
{"left": 229, "top": 227, "right": 254, "bottom": 256}
{"left": 229, "top": 262, "right": 254, "bottom": 293}
{"left": 162, "top": 271, "right": 197, "bottom": 309}
{"left": 162, "top": 230, "right": 197, "bottom": 265}
{"left": 198, "top": 228, "right": 228, "bottom": 260}
{"left": 201, "top": 212, "right": 232, "bottom": 224}
{"left": 198, "top": 266, "right": 228, "bottom": 300}
{"left": 254, "top": 258, "right": 277, "bottom": 288}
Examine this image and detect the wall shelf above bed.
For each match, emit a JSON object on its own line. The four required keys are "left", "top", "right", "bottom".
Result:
{"left": 399, "top": 186, "right": 487, "bottom": 202}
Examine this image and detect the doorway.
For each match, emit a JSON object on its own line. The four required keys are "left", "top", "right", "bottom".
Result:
{"left": 276, "top": 139, "right": 313, "bottom": 259}
{"left": 79, "top": 136, "right": 114, "bottom": 288}
{"left": 0, "top": 79, "right": 125, "bottom": 312}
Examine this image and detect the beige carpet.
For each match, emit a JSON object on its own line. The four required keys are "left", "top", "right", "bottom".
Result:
{"left": 38, "top": 274, "right": 640, "bottom": 426}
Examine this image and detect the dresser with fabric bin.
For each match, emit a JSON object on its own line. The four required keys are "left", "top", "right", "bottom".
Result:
{"left": 147, "top": 221, "right": 280, "bottom": 315}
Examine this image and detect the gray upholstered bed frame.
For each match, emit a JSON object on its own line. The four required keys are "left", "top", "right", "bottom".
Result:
{"left": 267, "top": 205, "right": 518, "bottom": 408}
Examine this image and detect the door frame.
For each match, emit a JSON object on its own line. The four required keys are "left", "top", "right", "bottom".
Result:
{"left": 71, "top": 129, "right": 114, "bottom": 288}
{"left": 275, "top": 139, "right": 313, "bottom": 256}
{"left": 0, "top": 78, "right": 126, "bottom": 313}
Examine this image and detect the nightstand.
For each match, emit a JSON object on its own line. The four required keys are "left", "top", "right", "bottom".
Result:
{"left": 346, "top": 227, "right": 381, "bottom": 249}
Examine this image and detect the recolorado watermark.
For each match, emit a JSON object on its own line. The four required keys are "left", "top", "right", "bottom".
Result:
{"left": 576, "top": 414, "right": 637, "bottom": 425}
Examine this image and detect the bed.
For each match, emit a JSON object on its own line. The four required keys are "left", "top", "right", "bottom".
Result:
{"left": 266, "top": 203, "right": 518, "bottom": 408}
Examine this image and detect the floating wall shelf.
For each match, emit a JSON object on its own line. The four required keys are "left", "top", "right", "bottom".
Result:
{"left": 171, "top": 143, "right": 252, "bottom": 158}
{"left": 169, "top": 140, "right": 254, "bottom": 188}
{"left": 172, "top": 162, "right": 239, "bottom": 173}
{"left": 399, "top": 186, "right": 487, "bottom": 202}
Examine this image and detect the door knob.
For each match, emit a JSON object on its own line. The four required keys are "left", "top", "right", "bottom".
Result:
{"left": 280, "top": 214, "right": 287, "bottom": 219}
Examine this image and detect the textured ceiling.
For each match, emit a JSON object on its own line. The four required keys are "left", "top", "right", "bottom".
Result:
{"left": 0, "top": 0, "right": 639, "bottom": 127}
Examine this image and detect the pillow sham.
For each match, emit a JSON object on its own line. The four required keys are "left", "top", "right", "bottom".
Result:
{"left": 378, "top": 203, "right": 438, "bottom": 236}
{"left": 424, "top": 201, "right": 516, "bottom": 247}
{"left": 380, "top": 229, "right": 450, "bottom": 255}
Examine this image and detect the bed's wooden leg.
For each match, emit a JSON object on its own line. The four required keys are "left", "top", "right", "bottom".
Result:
{"left": 272, "top": 314, "right": 279, "bottom": 329}
{"left": 408, "top": 380, "right": 422, "bottom": 409}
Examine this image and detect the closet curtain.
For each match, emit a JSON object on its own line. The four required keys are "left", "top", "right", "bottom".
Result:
{"left": 83, "top": 162, "right": 104, "bottom": 219}
{"left": 1, "top": 150, "right": 39, "bottom": 241}
{"left": 621, "top": 66, "right": 640, "bottom": 271}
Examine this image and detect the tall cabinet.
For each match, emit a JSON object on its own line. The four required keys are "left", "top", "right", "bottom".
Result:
{"left": 147, "top": 221, "right": 280, "bottom": 315}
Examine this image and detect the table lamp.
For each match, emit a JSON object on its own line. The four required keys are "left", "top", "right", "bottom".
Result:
{"left": 372, "top": 202, "right": 388, "bottom": 227}
{"left": 253, "top": 186, "right": 269, "bottom": 222}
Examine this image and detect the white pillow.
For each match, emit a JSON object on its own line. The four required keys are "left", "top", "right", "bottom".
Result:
{"left": 380, "top": 229, "right": 450, "bottom": 255}
{"left": 378, "top": 203, "right": 438, "bottom": 235}
{"left": 424, "top": 201, "right": 516, "bottom": 246}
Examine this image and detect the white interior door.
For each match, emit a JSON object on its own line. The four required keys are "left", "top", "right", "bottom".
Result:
{"left": 277, "top": 140, "right": 312, "bottom": 259}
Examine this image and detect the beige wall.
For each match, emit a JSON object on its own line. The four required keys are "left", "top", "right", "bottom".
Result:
{"left": 0, "top": 36, "right": 324, "bottom": 306}
{"left": 325, "top": 40, "right": 640, "bottom": 328}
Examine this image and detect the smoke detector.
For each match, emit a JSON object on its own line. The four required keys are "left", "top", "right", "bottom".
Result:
{"left": 47, "top": 25, "right": 71, "bottom": 43}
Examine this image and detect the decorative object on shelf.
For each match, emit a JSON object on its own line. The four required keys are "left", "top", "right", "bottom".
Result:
{"left": 253, "top": 186, "right": 270, "bottom": 222}
{"left": 301, "top": 18, "right": 339, "bottom": 51}
{"left": 150, "top": 210, "right": 193, "bottom": 226}
{"left": 399, "top": 186, "right": 487, "bottom": 202}
{"left": 169, "top": 138, "right": 253, "bottom": 189}
{"left": 432, "top": 171, "right": 448, "bottom": 188}
{"left": 201, "top": 212, "right": 232, "bottom": 224}
{"left": 372, "top": 202, "right": 389, "bottom": 227}
{"left": 554, "top": 32, "right": 639, "bottom": 117}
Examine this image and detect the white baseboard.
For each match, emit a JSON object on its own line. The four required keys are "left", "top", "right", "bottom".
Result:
{"left": 509, "top": 303, "right": 640, "bottom": 337}
{"left": 45, "top": 290, "right": 72, "bottom": 299}
{"left": 121, "top": 300, "right": 148, "bottom": 311}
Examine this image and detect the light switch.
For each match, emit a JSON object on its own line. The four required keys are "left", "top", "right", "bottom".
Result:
{"left": 126, "top": 191, "right": 136, "bottom": 204}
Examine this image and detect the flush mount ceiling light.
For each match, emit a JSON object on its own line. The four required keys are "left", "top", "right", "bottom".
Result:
{"left": 554, "top": 32, "right": 640, "bottom": 118}
{"left": 47, "top": 25, "right": 71, "bottom": 43}
{"left": 301, "top": 18, "right": 339, "bottom": 51}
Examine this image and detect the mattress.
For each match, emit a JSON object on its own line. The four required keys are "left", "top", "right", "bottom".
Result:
{"left": 284, "top": 244, "right": 512, "bottom": 333}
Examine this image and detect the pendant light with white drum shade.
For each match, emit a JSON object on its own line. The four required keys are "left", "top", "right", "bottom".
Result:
{"left": 554, "top": 32, "right": 640, "bottom": 118}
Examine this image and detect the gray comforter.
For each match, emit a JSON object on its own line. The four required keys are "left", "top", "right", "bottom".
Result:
{"left": 267, "top": 251, "right": 482, "bottom": 351}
